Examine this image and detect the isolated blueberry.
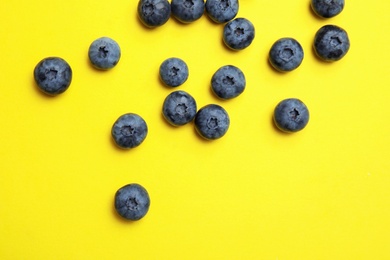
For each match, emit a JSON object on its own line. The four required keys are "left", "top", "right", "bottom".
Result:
{"left": 163, "top": 90, "right": 197, "bottom": 126}
{"left": 115, "top": 183, "right": 150, "bottom": 221}
{"left": 269, "top": 38, "right": 304, "bottom": 72}
{"left": 311, "top": 0, "right": 344, "bottom": 18}
{"left": 88, "top": 37, "right": 121, "bottom": 70}
{"left": 273, "top": 98, "right": 309, "bottom": 133}
{"left": 211, "top": 65, "right": 245, "bottom": 99}
{"left": 112, "top": 113, "right": 148, "bottom": 149}
{"left": 313, "top": 24, "right": 350, "bottom": 61}
{"left": 205, "top": 0, "right": 239, "bottom": 23}
{"left": 195, "top": 104, "right": 230, "bottom": 140}
{"left": 223, "top": 18, "right": 255, "bottom": 50}
{"left": 33, "top": 57, "right": 72, "bottom": 96}
{"left": 171, "top": 0, "right": 205, "bottom": 23}
{"left": 137, "top": 0, "right": 171, "bottom": 28}
{"left": 159, "top": 57, "right": 189, "bottom": 87}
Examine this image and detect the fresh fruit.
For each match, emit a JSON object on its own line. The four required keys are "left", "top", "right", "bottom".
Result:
{"left": 273, "top": 98, "right": 309, "bottom": 133}
{"left": 159, "top": 57, "right": 189, "bottom": 87}
{"left": 205, "top": 0, "right": 239, "bottom": 23}
{"left": 111, "top": 113, "right": 148, "bottom": 149}
{"left": 171, "top": 0, "right": 205, "bottom": 23}
{"left": 163, "top": 90, "right": 197, "bottom": 126}
{"left": 223, "top": 17, "right": 255, "bottom": 50}
{"left": 313, "top": 24, "right": 350, "bottom": 61}
{"left": 269, "top": 37, "right": 304, "bottom": 72}
{"left": 194, "top": 104, "right": 230, "bottom": 140}
{"left": 211, "top": 65, "right": 245, "bottom": 99}
{"left": 137, "top": 0, "right": 171, "bottom": 28}
{"left": 114, "top": 183, "right": 150, "bottom": 221}
{"left": 88, "top": 37, "right": 121, "bottom": 70}
{"left": 33, "top": 57, "right": 72, "bottom": 96}
{"left": 311, "top": 0, "right": 344, "bottom": 18}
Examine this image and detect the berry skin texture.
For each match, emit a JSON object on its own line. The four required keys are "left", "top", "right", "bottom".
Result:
{"left": 159, "top": 58, "right": 189, "bottom": 87}
{"left": 223, "top": 18, "right": 255, "bottom": 50}
{"left": 163, "top": 90, "right": 197, "bottom": 126}
{"left": 311, "top": 0, "right": 344, "bottom": 18}
{"left": 314, "top": 24, "right": 350, "bottom": 62}
{"left": 205, "top": 0, "right": 239, "bottom": 23}
{"left": 195, "top": 104, "right": 230, "bottom": 140}
{"left": 269, "top": 38, "right": 304, "bottom": 72}
{"left": 137, "top": 0, "right": 171, "bottom": 28}
{"left": 211, "top": 65, "right": 246, "bottom": 99}
{"left": 33, "top": 57, "right": 72, "bottom": 96}
{"left": 88, "top": 37, "right": 121, "bottom": 70}
{"left": 273, "top": 98, "right": 309, "bottom": 133}
{"left": 114, "top": 183, "right": 150, "bottom": 221}
{"left": 111, "top": 113, "right": 148, "bottom": 149}
{"left": 171, "top": 0, "right": 205, "bottom": 23}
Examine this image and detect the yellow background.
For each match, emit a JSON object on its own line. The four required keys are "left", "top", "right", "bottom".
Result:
{"left": 1, "top": 0, "right": 389, "bottom": 259}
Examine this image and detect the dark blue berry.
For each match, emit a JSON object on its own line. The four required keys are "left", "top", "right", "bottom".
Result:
{"left": 159, "top": 58, "right": 189, "bottom": 87}
{"left": 311, "top": 0, "right": 344, "bottom": 18}
{"left": 223, "top": 18, "right": 255, "bottom": 50}
{"left": 163, "top": 90, "right": 197, "bottom": 126}
{"left": 33, "top": 57, "right": 72, "bottom": 96}
{"left": 313, "top": 24, "right": 350, "bottom": 62}
{"left": 205, "top": 0, "right": 239, "bottom": 23}
{"left": 88, "top": 37, "right": 121, "bottom": 70}
{"left": 273, "top": 98, "right": 309, "bottom": 133}
{"left": 111, "top": 113, "right": 148, "bottom": 149}
{"left": 269, "top": 38, "right": 304, "bottom": 72}
{"left": 115, "top": 183, "right": 150, "bottom": 221}
{"left": 195, "top": 104, "right": 230, "bottom": 140}
{"left": 171, "top": 0, "right": 205, "bottom": 23}
{"left": 211, "top": 65, "right": 245, "bottom": 99}
{"left": 137, "top": 0, "right": 171, "bottom": 28}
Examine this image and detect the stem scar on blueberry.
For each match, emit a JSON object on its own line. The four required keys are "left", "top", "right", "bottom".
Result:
{"left": 121, "top": 126, "right": 136, "bottom": 136}
{"left": 144, "top": 3, "right": 154, "bottom": 15}
{"left": 98, "top": 46, "right": 109, "bottom": 58}
{"left": 170, "top": 66, "right": 180, "bottom": 76}
{"left": 45, "top": 69, "right": 58, "bottom": 80}
{"left": 126, "top": 197, "right": 139, "bottom": 210}
{"left": 223, "top": 76, "right": 235, "bottom": 85}
{"left": 289, "top": 108, "right": 300, "bottom": 120}
{"left": 175, "top": 103, "right": 188, "bottom": 115}
{"left": 220, "top": 0, "right": 229, "bottom": 9}
{"left": 280, "top": 47, "right": 294, "bottom": 61}
{"left": 234, "top": 27, "right": 244, "bottom": 36}
{"left": 184, "top": 0, "right": 194, "bottom": 8}
{"left": 207, "top": 117, "right": 219, "bottom": 129}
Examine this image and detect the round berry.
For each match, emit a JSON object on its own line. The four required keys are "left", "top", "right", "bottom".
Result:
{"left": 137, "top": 0, "right": 171, "bottom": 28}
{"left": 111, "top": 113, "right": 148, "bottom": 149}
{"left": 33, "top": 57, "right": 72, "bottom": 96}
{"left": 163, "top": 90, "right": 197, "bottom": 126}
{"left": 159, "top": 57, "right": 189, "bottom": 87}
{"left": 115, "top": 183, "right": 150, "bottom": 221}
{"left": 171, "top": 0, "right": 205, "bottom": 23}
{"left": 195, "top": 104, "right": 230, "bottom": 140}
{"left": 269, "top": 38, "right": 304, "bottom": 72}
{"left": 223, "top": 18, "right": 255, "bottom": 50}
{"left": 205, "top": 0, "right": 239, "bottom": 23}
{"left": 311, "top": 0, "right": 344, "bottom": 18}
{"left": 88, "top": 37, "right": 121, "bottom": 70}
{"left": 273, "top": 98, "right": 310, "bottom": 133}
{"left": 211, "top": 65, "right": 246, "bottom": 99}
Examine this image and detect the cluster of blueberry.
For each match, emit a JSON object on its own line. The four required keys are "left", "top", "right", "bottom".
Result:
{"left": 33, "top": 0, "right": 350, "bottom": 221}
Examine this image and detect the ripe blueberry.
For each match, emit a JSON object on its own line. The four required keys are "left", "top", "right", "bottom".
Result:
{"left": 163, "top": 90, "right": 197, "bottom": 126}
{"left": 115, "top": 183, "right": 150, "bottom": 221}
{"left": 88, "top": 37, "right": 121, "bottom": 70}
{"left": 211, "top": 65, "right": 245, "bottom": 99}
{"left": 273, "top": 98, "right": 309, "bottom": 133}
{"left": 137, "top": 0, "right": 171, "bottom": 28}
{"left": 269, "top": 38, "right": 304, "bottom": 72}
{"left": 311, "top": 0, "right": 344, "bottom": 18}
{"left": 195, "top": 104, "right": 230, "bottom": 140}
{"left": 223, "top": 18, "right": 255, "bottom": 50}
{"left": 205, "top": 0, "right": 239, "bottom": 23}
{"left": 313, "top": 24, "right": 350, "bottom": 62}
{"left": 159, "top": 57, "right": 189, "bottom": 87}
{"left": 33, "top": 57, "right": 72, "bottom": 96}
{"left": 171, "top": 0, "right": 205, "bottom": 23}
{"left": 111, "top": 113, "right": 148, "bottom": 149}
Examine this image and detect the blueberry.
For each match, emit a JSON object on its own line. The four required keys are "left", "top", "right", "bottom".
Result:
{"left": 269, "top": 38, "right": 304, "bottom": 72}
{"left": 137, "top": 0, "right": 171, "bottom": 28}
{"left": 223, "top": 18, "right": 255, "bottom": 50}
{"left": 163, "top": 90, "right": 197, "bottom": 126}
{"left": 194, "top": 104, "right": 230, "bottom": 140}
{"left": 171, "top": 0, "right": 205, "bottom": 23}
{"left": 33, "top": 57, "right": 72, "bottom": 96}
{"left": 88, "top": 37, "right": 121, "bottom": 70}
{"left": 159, "top": 57, "right": 189, "bottom": 87}
{"left": 114, "top": 183, "right": 150, "bottom": 221}
{"left": 211, "top": 65, "right": 245, "bottom": 99}
{"left": 313, "top": 24, "right": 350, "bottom": 61}
{"left": 205, "top": 0, "right": 239, "bottom": 23}
{"left": 311, "top": 0, "right": 344, "bottom": 18}
{"left": 273, "top": 98, "right": 309, "bottom": 133}
{"left": 111, "top": 113, "right": 148, "bottom": 149}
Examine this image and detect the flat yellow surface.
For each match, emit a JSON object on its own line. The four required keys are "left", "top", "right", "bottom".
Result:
{"left": 1, "top": 0, "right": 389, "bottom": 259}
